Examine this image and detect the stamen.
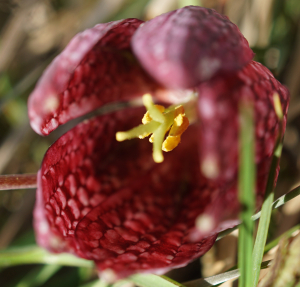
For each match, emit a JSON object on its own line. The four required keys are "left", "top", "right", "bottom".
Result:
{"left": 162, "top": 106, "right": 189, "bottom": 152}
{"left": 142, "top": 105, "right": 165, "bottom": 124}
{"left": 116, "top": 94, "right": 190, "bottom": 163}
{"left": 142, "top": 94, "right": 165, "bottom": 123}
{"left": 116, "top": 121, "right": 160, "bottom": 141}
{"left": 152, "top": 113, "right": 175, "bottom": 163}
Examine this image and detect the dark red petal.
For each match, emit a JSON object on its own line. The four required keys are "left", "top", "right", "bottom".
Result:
{"left": 172, "top": 62, "right": 290, "bottom": 242}
{"left": 34, "top": 108, "right": 220, "bottom": 278}
{"left": 34, "top": 170, "right": 73, "bottom": 253}
{"left": 131, "top": 6, "right": 254, "bottom": 89}
{"left": 35, "top": 108, "right": 148, "bottom": 254}
{"left": 197, "top": 60, "right": 289, "bottom": 191}
{"left": 74, "top": 125, "right": 218, "bottom": 278}
{"left": 28, "top": 19, "right": 157, "bottom": 135}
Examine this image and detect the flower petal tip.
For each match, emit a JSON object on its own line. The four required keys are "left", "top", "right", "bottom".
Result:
{"left": 132, "top": 6, "right": 254, "bottom": 89}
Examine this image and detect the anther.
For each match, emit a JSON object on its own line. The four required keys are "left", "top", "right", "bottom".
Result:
{"left": 116, "top": 94, "right": 189, "bottom": 163}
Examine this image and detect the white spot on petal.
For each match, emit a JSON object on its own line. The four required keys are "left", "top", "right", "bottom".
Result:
{"left": 101, "top": 269, "right": 117, "bottom": 284}
{"left": 201, "top": 156, "right": 219, "bottom": 179}
{"left": 199, "top": 97, "right": 215, "bottom": 119}
{"left": 199, "top": 57, "right": 221, "bottom": 81}
{"left": 44, "top": 95, "right": 59, "bottom": 113}
{"left": 196, "top": 214, "right": 214, "bottom": 233}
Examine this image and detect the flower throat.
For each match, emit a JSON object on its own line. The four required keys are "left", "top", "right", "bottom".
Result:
{"left": 116, "top": 94, "right": 190, "bottom": 163}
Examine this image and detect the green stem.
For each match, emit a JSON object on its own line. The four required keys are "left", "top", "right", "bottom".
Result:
{"left": 238, "top": 102, "right": 255, "bottom": 287}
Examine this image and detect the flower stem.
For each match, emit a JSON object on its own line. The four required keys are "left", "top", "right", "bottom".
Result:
{"left": 0, "top": 174, "right": 37, "bottom": 190}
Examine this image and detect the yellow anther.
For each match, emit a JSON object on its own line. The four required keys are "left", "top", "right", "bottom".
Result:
{"left": 161, "top": 106, "right": 189, "bottom": 152}
{"left": 149, "top": 134, "right": 154, "bottom": 143}
{"left": 174, "top": 114, "right": 184, "bottom": 126}
{"left": 142, "top": 105, "right": 165, "bottom": 124}
{"left": 162, "top": 135, "right": 181, "bottom": 151}
{"left": 174, "top": 105, "right": 185, "bottom": 117}
{"left": 115, "top": 94, "right": 190, "bottom": 163}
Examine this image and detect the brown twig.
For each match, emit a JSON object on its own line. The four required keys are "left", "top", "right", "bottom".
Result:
{"left": 0, "top": 174, "right": 37, "bottom": 190}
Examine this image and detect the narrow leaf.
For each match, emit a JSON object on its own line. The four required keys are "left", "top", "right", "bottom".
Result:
{"left": 0, "top": 245, "right": 94, "bottom": 268}
{"left": 183, "top": 260, "right": 271, "bottom": 287}
{"left": 130, "top": 274, "right": 185, "bottom": 287}
{"left": 238, "top": 102, "right": 255, "bottom": 287}
{"left": 15, "top": 265, "right": 60, "bottom": 287}
{"left": 252, "top": 97, "right": 284, "bottom": 287}
{"left": 217, "top": 185, "right": 300, "bottom": 241}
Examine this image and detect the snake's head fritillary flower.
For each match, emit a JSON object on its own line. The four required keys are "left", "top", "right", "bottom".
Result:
{"left": 28, "top": 6, "right": 289, "bottom": 280}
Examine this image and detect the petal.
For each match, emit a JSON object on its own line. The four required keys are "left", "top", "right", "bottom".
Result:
{"left": 35, "top": 107, "right": 149, "bottom": 254}
{"left": 34, "top": 170, "right": 74, "bottom": 253}
{"left": 74, "top": 125, "right": 218, "bottom": 278}
{"left": 34, "top": 108, "right": 218, "bottom": 278}
{"left": 132, "top": 6, "right": 254, "bottom": 89}
{"left": 197, "top": 60, "right": 289, "bottom": 192}
{"left": 175, "top": 62, "right": 290, "bottom": 242}
{"left": 28, "top": 19, "right": 158, "bottom": 135}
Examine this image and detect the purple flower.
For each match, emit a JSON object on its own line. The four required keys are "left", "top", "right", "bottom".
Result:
{"left": 28, "top": 6, "right": 289, "bottom": 280}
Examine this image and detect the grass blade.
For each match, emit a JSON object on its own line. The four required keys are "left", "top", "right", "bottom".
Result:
{"left": 0, "top": 245, "right": 94, "bottom": 268}
{"left": 15, "top": 265, "right": 60, "bottom": 287}
{"left": 252, "top": 185, "right": 300, "bottom": 221}
{"left": 264, "top": 224, "right": 300, "bottom": 253}
{"left": 217, "top": 185, "right": 300, "bottom": 241}
{"left": 130, "top": 274, "right": 184, "bottom": 287}
{"left": 238, "top": 102, "right": 255, "bottom": 287}
{"left": 252, "top": 94, "right": 284, "bottom": 287}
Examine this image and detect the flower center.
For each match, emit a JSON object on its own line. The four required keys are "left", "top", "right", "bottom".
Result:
{"left": 116, "top": 94, "right": 190, "bottom": 163}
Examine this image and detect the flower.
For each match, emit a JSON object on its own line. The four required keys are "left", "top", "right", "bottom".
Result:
{"left": 28, "top": 6, "right": 289, "bottom": 280}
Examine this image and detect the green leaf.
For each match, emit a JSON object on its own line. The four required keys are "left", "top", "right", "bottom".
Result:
{"left": 257, "top": 233, "right": 300, "bottom": 287}
{"left": 252, "top": 126, "right": 284, "bottom": 285}
{"left": 238, "top": 102, "right": 255, "bottom": 287}
{"left": 80, "top": 279, "right": 109, "bottom": 287}
{"left": 130, "top": 274, "right": 185, "bottom": 287}
{"left": 252, "top": 185, "right": 300, "bottom": 221}
{"left": 110, "top": 0, "right": 151, "bottom": 21}
{"left": 0, "top": 246, "right": 94, "bottom": 268}
{"left": 217, "top": 185, "right": 300, "bottom": 241}
{"left": 264, "top": 224, "right": 300, "bottom": 254}
{"left": 178, "top": 0, "right": 201, "bottom": 8}
{"left": 15, "top": 265, "right": 60, "bottom": 287}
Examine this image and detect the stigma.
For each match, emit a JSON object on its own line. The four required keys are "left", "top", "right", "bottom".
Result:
{"left": 116, "top": 94, "right": 189, "bottom": 163}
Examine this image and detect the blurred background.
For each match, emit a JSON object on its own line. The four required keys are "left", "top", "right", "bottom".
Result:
{"left": 0, "top": 0, "right": 300, "bottom": 286}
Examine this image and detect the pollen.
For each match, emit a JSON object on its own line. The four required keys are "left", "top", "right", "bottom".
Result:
{"left": 162, "top": 107, "right": 189, "bottom": 152}
{"left": 142, "top": 105, "right": 165, "bottom": 124}
{"left": 116, "top": 94, "right": 190, "bottom": 163}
